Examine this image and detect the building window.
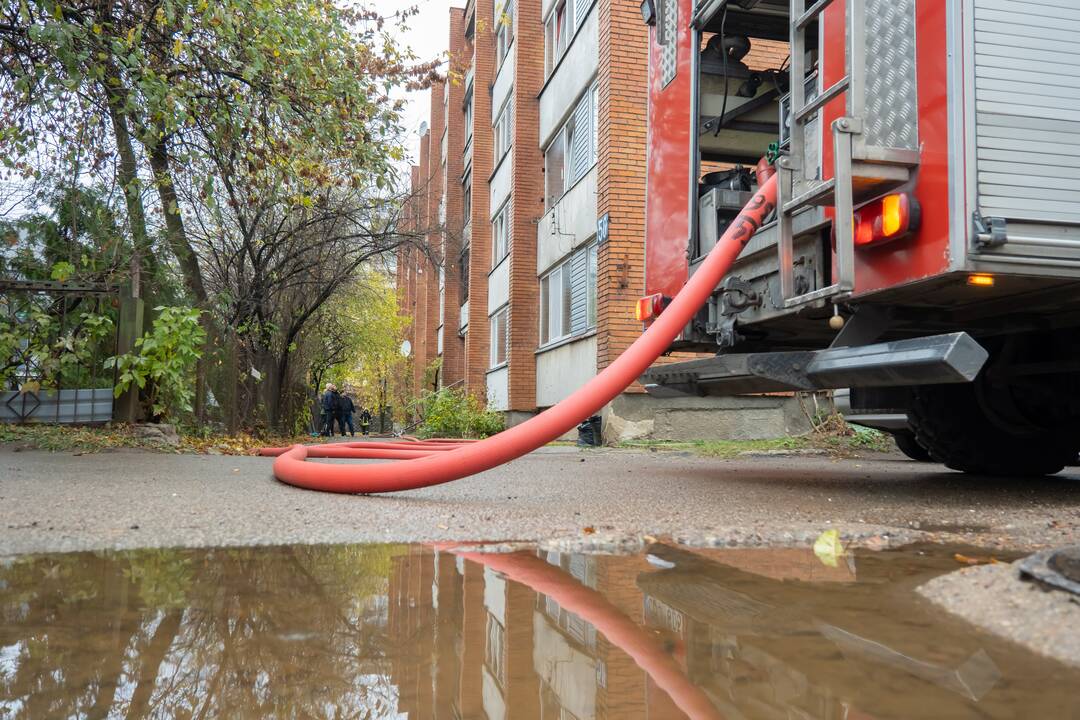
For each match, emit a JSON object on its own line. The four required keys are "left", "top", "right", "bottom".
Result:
{"left": 462, "top": 173, "right": 472, "bottom": 226}
{"left": 494, "top": 99, "right": 513, "bottom": 162}
{"left": 539, "top": 241, "right": 597, "bottom": 347}
{"left": 544, "top": 132, "right": 564, "bottom": 209}
{"left": 545, "top": 0, "right": 590, "bottom": 76}
{"left": 496, "top": 0, "right": 514, "bottom": 69}
{"left": 464, "top": 88, "right": 474, "bottom": 142}
{"left": 459, "top": 245, "right": 470, "bottom": 304}
{"left": 492, "top": 202, "right": 510, "bottom": 267}
{"left": 545, "top": 0, "right": 571, "bottom": 77}
{"left": 489, "top": 307, "right": 508, "bottom": 368}
{"left": 438, "top": 266, "right": 446, "bottom": 327}
{"left": 586, "top": 242, "right": 597, "bottom": 327}
{"left": 543, "top": 83, "right": 597, "bottom": 208}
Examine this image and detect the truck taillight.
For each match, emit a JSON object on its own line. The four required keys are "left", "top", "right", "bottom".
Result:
{"left": 635, "top": 293, "right": 669, "bottom": 322}
{"left": 853, "top": 193, "right": 920, "bottom": 248}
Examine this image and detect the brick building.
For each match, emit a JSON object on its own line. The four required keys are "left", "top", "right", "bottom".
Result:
{"left": 397, "top": 0, "right": 805, "bottom": 440}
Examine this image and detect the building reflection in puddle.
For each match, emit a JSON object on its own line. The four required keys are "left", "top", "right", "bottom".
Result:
{"left": 1, "top": 543, "right": 1078, "bottom": 719}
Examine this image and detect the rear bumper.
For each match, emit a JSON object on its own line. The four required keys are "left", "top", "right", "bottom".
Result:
{"left": 642, "top": 332, "right": 988, "bottom": 397}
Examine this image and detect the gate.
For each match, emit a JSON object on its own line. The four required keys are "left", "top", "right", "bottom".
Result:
{"left": 0, "top": 279, "right": 120, "bottom": 424}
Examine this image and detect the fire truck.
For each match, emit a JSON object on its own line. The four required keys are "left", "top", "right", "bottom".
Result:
{"left": 637, "top": 0, "right": 1080, "bottom": 476}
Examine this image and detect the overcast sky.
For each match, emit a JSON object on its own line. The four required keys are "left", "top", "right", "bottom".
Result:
{"left": 370, "top": 0, "right": 465, "bottom": 172}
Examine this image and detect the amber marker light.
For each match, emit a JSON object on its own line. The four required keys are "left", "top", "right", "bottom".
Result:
{"left": 967, "top": 274, "right": 995, "bottom": 287}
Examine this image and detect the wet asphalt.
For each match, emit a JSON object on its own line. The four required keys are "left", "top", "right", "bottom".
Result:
{"left": 1, "top": 445, "right": 1078, "bottom": 555}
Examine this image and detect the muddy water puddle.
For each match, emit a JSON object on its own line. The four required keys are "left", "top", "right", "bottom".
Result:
{"left": 1, "top": 542, "right": 1077, "bottom": 719}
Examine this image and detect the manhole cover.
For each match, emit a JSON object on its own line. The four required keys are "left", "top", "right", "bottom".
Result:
{"left": 1019, "top": 546, "right": 1080, "bottom": 597}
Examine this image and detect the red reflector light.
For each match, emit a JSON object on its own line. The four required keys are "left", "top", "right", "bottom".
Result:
{"left": 853, "top": 193, "right": 920, "bottom": 248}
{"left": 635, "top": 293, "right": 667, "bottom": 322}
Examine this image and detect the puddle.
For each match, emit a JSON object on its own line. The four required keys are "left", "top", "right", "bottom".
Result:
{"left": 0, "top": 542, "right": 1077, "bottom": 718}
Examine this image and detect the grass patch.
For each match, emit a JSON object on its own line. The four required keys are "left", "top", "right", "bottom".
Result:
{"left": 0, "top": 423, "right": 152, "bottom": 453}
{"left": 0, "top": 423, "right": 322, "bottom": 455}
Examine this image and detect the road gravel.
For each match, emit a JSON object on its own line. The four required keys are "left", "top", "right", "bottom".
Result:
{"left": 2, "top": 445, "right": 1077, "bottom": 555}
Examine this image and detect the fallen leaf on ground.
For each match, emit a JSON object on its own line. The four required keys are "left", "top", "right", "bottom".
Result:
{"left": 814, "top": 528, "right": 844, "bottom": 568}
{"left": 954, "top": 553, "right": 999, "bottom": 566}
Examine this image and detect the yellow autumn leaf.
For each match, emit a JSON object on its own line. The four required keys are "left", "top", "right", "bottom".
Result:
{"left": 173, "top": 37, "right": 183, "bottom": 57}
{"left": 92, "top": 23, "right": 102, "bottom": 35}
{"left": 813, "top": 529, "right": 844, "bottom": 568}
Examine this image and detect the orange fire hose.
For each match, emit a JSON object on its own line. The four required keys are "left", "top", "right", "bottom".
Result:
{"left": 455, "top": 549, "right": 723, "bottom": 720}
{"left": 261, "top": 172, "right": 777, "bottom": 493}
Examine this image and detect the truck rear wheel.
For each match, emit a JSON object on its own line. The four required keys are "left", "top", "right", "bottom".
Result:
{"left": 908, "top": 382, "right": 1079, "bottom": 477}
{"left": 892, "top": 430, "right": 932, "bottom": 462}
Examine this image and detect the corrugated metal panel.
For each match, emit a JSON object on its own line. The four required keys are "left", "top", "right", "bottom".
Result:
{"left": 569, "top": 246, "right": 588, "bottom": 334}
{"left": 973, "top": 0, "right": 1080, "bottom": 227}
{"left": 568, "top": 94, "right": 591, "bottom": 186}
{"left": 573, "top": 0, "right": 592, "bottom": 32}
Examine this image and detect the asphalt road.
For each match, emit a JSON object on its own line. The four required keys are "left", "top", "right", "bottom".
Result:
{"left": 2, "top": 445, "right": 1078, "bottom": 555}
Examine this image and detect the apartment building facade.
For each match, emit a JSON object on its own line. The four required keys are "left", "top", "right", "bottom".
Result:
{"left": 398, "top": 0, "right": 808, "bottom": 440}
{"left": 399, "top": 0, "right": 646, "bottom": 413}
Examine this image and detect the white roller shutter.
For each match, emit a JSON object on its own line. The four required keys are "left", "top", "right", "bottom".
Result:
{"left": 973, "top": 0, "right": 1080, "bottom": 225}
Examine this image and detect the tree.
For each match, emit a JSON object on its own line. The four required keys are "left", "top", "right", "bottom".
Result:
{"left": 323, "top": 270, "right": 410, "bottom": 423}
{"left": 1, "top": 0, "right": 443, "bottom": 428}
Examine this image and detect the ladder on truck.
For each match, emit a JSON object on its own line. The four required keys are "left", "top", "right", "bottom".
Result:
{"left": 777, "top": 0, "right": 920, "bottom": 307}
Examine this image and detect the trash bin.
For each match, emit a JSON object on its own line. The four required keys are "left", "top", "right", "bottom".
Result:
{"left": 577, "top": 415, "right": 603, "bottom": 447}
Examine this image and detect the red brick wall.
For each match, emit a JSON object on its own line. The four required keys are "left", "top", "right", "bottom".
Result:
{"left": 413, "top": 132, "right": 432, "bottom": 397}
{"left": 442, "top": 8, "right": 468, "bottom": 388}
{"left": 596, "top": 0, "right": 650, "bottom": 387}
{"left": 505, "top": 0, "right": 545, "bottom": 411}
{"left": 465, "top": 0, "right": 495, "bottom": 402}
{"left": 424, "top": 79, "right": 446, "bottom": 393}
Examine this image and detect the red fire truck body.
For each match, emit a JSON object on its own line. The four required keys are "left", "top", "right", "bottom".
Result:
{"left": 639, "top": 0, "right": 1080, "bottom": 476}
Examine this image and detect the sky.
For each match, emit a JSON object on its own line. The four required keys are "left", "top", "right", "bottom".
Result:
{"left": 369, "top": 0, "right": 464, "bottom": 171}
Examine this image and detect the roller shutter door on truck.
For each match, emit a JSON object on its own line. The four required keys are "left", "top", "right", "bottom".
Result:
{"left": 970, "top": 0, "right": 1080, "bottom": 265}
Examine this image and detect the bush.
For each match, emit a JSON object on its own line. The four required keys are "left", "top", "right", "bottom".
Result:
{"left": 106, "top": 306, "right": 205, "bottom": 421}
{"left": 416, "top": 387, "right": 503, "bottom": 439}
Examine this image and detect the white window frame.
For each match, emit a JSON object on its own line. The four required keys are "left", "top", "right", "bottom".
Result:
{"left": 463, "top": 87, "right": 474, "bottom": 143}
{"left": 543, "top": 83, "right": 598, "bottom": 209}
{"left": 545, "top": 0, "right": 575, "bottom": 78}
{"left": 586, "top": 242, "right": 597, "bottom": 328}
{"left": 489, "top": 307, "right": 508, "bottom": 368}
{"left": 462, "top": 172, "right": 472, "bottom": 226}
{"left": 539, "top": 261, "right": 572, "bottom": 346}
{"left": 494, "top": 99, "right": 513, "bottom": 163}
{"left": 492, "top": 201, "right": 510, "bottom": 267}
{"left": 495, "top": 0, "right": 514, "bottom": 70}
{"left": 539, "top": 241, "right": 598, "bottom": 348}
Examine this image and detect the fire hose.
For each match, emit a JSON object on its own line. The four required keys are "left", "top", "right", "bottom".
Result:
{"left": 454, "top": 549, "right": 723, "bottom": 720}
{"left": 261, "top": 171, "right": 777, "bottom": 494}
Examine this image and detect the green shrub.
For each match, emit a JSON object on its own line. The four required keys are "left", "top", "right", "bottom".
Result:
{"left": 106, "top": 306, "right": 205, "bottom": 420}
{"left": 416, "top": 387, "right": 503, "bottom": 439}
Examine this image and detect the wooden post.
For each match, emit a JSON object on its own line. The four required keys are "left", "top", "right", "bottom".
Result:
{"left": 113, "top": 289, "right": 144, "bottom": 423}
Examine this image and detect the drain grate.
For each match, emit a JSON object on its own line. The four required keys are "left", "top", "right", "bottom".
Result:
{"left": 1019, "top": 546, "right": 1080, "bottom": 597}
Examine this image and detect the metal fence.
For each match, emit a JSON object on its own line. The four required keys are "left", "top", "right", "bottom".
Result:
{"left": 0, "top": 280, "right": 119, "bottom": 424}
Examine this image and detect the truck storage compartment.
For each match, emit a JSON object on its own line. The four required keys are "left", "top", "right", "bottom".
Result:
{"left": 967, "top": 0, "right": 1080, "bottom": 271}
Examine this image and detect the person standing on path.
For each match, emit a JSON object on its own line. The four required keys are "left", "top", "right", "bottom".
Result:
{"left": 339, "top": 392, "right": 356, "bottom": 437}
{"left": 331, "top": 386, "right": 345, "bottom": 436}
{"left": 319, "top": 384, "right": 337, "bottom": 436}
{"left": 358, "top": 406, "right": 372, "bottom": 435}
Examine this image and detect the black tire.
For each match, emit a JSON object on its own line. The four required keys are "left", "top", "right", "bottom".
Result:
{"left": 908, "top": 382, "right": 1079, "bottom": 477}
{"left": 892, "top": 430, "right": 932, "bottom": 462}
